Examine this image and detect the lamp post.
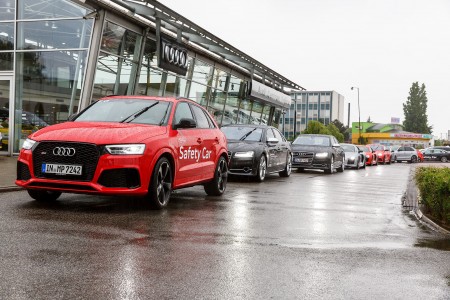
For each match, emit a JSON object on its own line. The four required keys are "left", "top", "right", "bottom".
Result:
{"left": 351, "top": 87, "right": 361, "bottom": 144}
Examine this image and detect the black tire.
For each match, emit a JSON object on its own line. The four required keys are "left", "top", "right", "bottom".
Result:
{"left": 410, "top": 156, "right": 417, "bottom": 163}
{"left": 374, "top": 156, "right": 378, "bottom": 166}
{"left": 279, "top": 153, "right": 292, "bottom": 177}
{"left": 27, "top": 189, "right": 62, "bottom": 202}
{"left": 356, "top": 158, "right": 360, "bottom": 170}
{"left": 337, "top": 157, "right": 345, "bottom": 173}
{"left": 148, "top": 157, "right": 173, "bottom": 209}
{"left": 325, "top": 156, "right": 334, "bottom": 174}
{"left": 441, "top": 156, "right": 448, "bottom": 163}
{"left": 255, "top": 155, "right": 267, "bottom": 182}
{"left": 204, "top": 156, "right": 228, "bottom": 196}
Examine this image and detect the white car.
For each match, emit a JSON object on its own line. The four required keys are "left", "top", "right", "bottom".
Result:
{"left": 396, "top": 146, "right": 419, "bottom": 163}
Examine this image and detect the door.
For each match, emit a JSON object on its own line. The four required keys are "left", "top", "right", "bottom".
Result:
{"left": 265, "top": 128, "right": 279, "bottom": 171}
{"left": 0, "top": 76, "right": 13, "bottom": 156}
{"left": 273, "top": 128, "right": 290, "bottom": 168}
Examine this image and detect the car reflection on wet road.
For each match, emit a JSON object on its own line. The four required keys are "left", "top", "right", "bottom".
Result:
{"left": 1, "top": 163, "right": 449, "bottom": 299}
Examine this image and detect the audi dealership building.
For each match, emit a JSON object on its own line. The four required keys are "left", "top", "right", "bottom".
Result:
{"left": 0, "top": 0, "right": 304, "bottom": 155}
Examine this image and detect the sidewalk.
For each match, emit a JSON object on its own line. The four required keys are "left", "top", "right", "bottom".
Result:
{"left": 0, "top": 155, "right": 22, "bottom": 192}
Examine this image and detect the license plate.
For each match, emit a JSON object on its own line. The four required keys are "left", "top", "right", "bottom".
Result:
{"left": 41, "top": 163, "right": 82, "bottom": 175}
{"left": 294, "top": 158, "right": 309, "bottom": 163}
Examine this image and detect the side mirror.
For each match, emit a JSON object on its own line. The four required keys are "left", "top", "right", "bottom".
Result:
{"left": 267, "top": 137, "right": 279, "bottom": 145}
{"left": 332, "top": 143, "right": 340, "bottom": 148}
{"left": 358, "top": 149, "right": 363, "bottom": 153}
{"left": 174, "top": 118, "right": 196, "bottom": 129}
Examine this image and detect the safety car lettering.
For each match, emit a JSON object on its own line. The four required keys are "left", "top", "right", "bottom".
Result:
{"left": 179, "top": 146, "right": 212, "bottom": 162}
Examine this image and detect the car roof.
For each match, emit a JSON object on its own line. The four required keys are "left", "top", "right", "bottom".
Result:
{"left": 297, "top": 134, "right": 332, "bottom": 137}
{"left": 99, "top": 95, "right": 199, "bottom": 105}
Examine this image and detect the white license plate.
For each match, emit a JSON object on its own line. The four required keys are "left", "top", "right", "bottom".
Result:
{"left": 42, "top": 163, "right": 82, "bottom": 175}
{"left": 294, "top": 158, "right": 309, "bottom": 163}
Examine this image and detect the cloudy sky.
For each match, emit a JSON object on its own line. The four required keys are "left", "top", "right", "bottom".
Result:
{"left": 162, "top": 0, "right": 450, "bottom": 138}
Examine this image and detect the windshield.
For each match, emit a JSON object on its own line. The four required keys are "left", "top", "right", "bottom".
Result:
{"left": 357, "top": 146, "right": 370, "bottom": 152}
{"left": 341, "top": 144, "right": 357, "bottom": 152}
{"left": 221, "top": 126, "right": 263, "bottom": 142}
{"left": 370, "top": 144, "right": 384, "bottom": 151}
{"left": 75, "top": 99, "right": 171, "bottom": 125}
{"left": 292, "top": 135, "right": 331, "bottom": 147}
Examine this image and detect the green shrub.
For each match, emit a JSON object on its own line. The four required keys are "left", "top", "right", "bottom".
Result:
{"left": 415, "top": 167, "right": 450, "bottom": 225}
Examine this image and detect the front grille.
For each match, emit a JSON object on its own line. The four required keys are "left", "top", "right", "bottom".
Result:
{"left": 98, "top": 168, "right": 140, "bottom": 188}
{"left": 17, "top": 161, "right": 31, "bottom": 181}
{"left": 293, "top": 151, "right": 314, "bottom": 158}
{"left": 33, "top": 142, "right": 100, "bottom": 181}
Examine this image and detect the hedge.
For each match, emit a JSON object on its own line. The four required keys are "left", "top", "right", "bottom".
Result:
{"left": 415, "top": 167, "right": 450, "bottom": 225}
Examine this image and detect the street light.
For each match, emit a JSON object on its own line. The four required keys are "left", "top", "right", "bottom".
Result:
{"left": 351, "top": 87, "right": 361, "bottom": 144}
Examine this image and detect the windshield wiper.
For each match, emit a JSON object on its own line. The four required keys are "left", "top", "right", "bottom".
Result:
{"left": 239, "top": 128, "right": 257, "bottom": 141}
{"left": 120, "top": 102, "right": 159, "bottom": 123}
{"left": 158, "top": 104, "right": 171, "bottom": 126}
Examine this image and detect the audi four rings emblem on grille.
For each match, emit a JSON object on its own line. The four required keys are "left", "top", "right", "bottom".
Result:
{"left": 53, "top": 147, "right": 76, "bottom": 156}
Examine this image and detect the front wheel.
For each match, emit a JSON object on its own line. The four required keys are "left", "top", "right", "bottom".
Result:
{"left": 325, "top": 156, "right": 334, "bottom": 174}
{"left": 337, "top": 157, "right": 345, "bottom": 173}
{"left": 255, "top": 155, "right": 267, "bottom": 182}
{"left": 27, "top": 190, "right": 62, "bottom": 202}
{"left": 279, "top": 154, "right": 292, "bottom": 177}
{"left": 204, "top": 156, "right": 228, "bottom": 196}
{"left": 148, "top": 157, "right": 173, "bottom": 209}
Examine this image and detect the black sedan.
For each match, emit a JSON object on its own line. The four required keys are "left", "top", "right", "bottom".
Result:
{"left": 422, "top": 148, "right": 450, "bottom": 162}
{"left": 291, "top": 134, "right": 345, "bottom": 174}
{"left": 220, "top": 124, "right": 292, "bottom": 182}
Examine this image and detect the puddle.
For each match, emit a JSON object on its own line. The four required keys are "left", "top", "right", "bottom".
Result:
{"left": 414, "top": 239, "right": 450, "bottom": 251}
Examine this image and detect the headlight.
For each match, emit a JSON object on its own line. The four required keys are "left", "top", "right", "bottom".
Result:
{"left": 22, "top": 138, "right": 36, "bottom": 150}
{"left": 366, "top": 155, "right": 370, "bottom": 158}
{"left": 378, "top": 153, "right": 383, "bottom": 156}
{"left": 105, "top": 144, "right": 145, "bottom": 155}
{"left": 315, "top": 152, "right": 328, "bottom": 158}
{"left": 234, "top": 151, "right": 254, "bottom": 158}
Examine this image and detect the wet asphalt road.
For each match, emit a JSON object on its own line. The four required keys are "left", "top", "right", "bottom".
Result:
{"left": 1, "top": 163, "right": 449, "bottom": 299}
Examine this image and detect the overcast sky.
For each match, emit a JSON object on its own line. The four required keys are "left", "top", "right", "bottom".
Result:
{"left": 162, "top": 0, "right": 449, "bottom": 138}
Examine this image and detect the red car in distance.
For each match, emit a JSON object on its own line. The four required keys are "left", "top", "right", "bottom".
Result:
{"left": 357, "top": 145, "right": 377, "bottom": 166}
{"left": 16, "top": 96, "right": 229, "bottom": 209}
{"left": 368, "top": 144, "right": 391, "bottom": 164}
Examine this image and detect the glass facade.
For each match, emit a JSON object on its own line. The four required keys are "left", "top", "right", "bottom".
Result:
{"left": 2, "top": 0, "right": 291, "bottom": 154}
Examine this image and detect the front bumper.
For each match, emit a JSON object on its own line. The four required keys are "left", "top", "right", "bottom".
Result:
{"left": 228, "top": 156, "right": 257, "bottom": 176}
{"left": 291, "top": 156, "right": 331, "bottom": 170}
{"left": 16, "top": 148, "right": 151, "bottom": 196}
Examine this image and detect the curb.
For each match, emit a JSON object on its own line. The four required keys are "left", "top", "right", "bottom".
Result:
{"left": 413, "top": 208, "right": 450, "bottom": 235}
{"left": 0, "top": 186, "right": 23, "bottom": 193}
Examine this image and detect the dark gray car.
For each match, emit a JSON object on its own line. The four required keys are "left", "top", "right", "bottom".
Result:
{"left": 221, "top": 124, "right": 292, "bottom": 182}
{"left": 291, "top": 134, "right": 345, "bottom": 174}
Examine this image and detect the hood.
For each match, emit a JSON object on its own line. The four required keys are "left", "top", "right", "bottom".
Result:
{"left": 29, "top": 122, "right": 167, "bottom": 144}
{"left": 227, "top": 140, "right": 262, "bottom": 152}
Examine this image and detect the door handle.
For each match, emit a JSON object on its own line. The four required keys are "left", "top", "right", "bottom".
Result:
{"left": 197, "top": 138, "right": 202, "bottom": 144}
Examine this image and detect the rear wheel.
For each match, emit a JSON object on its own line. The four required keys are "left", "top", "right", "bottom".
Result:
{"left": 204, "top": 156, "right": 228, "bottom": 196}
{"left": 148, "top": 157, "right": 172, "bottom": 209}
{"left": 279, "top": 153, "right": 292, "bottom": 177}
{"left": 255, "top": 155, "right": 267, "bottom": 182}
{"left": 27, "top": 190, "right": 62, "bottom": 202}
{"left": 410, "top": 156, "right": 417, "bottom": 163}
{"left": 441, "top": 156, "right": 448, "bottom": 163}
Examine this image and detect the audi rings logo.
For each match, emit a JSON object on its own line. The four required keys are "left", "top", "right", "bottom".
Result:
{"left": 159, "top": 37, "right": 188, "bottom": 76}
{"left": 53, "top": 147, "right": 76, "bottom": 157}
{"left": 162, "top": 42, "right": 188, "bottom": 68}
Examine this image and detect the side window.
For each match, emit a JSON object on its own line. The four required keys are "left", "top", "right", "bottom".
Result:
{"left": 266, "top": 128, "right": 275, "bottom": 140}
{"left": 202, "top": 107, "right": 217, "bottom": 128}
{"left": 191, "top": 104, "right": 210, "bottom": 129}
{"left": 407, "top": 147, "right": 414, "bottom": 151}
{"left": 174, "top": 102, "right": 194, "bottom": 125}
{"left": 273, "top": 128, "right": 284, "bottom": 142}
{"left": 398, "top": 147, "right": 404, "bottom": 152}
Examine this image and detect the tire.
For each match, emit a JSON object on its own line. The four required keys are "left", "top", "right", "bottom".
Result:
{"left": 374, "top": 156, "right": 378, "bottom": 166}
{"left": 27, "top": 189, "right": 62, "bottom": 202}
{"left": 410, "top": 156, "right": 417, "bottom": 163}
{"left": 386, "top": 157, "right": 391, "bottom": 165}
{"left": 148, "top": 157, "right": 173, "bottom": 209}
{"left": 279, "top": 153, "right": 292, "bottom": 177}
{"left": 204, "top": 156, "right": 228, "bottom": 196}
{"left": 255, "top": 155, "right": 267, "bottom": 182}
{"left": 325, "top": 156, "right": 334, "bottom": 174}
{"left": 337, "top": 157, "right": 345, "bottom": 173}
{"left": 441, "top": 156, "right": 448, "bottom": 163}
{"left": 356, "top": 158, "right": 360, "bottom": 170}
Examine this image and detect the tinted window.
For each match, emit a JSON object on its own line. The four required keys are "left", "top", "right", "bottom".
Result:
{"left": 174, "top": 102, "right": 193, "bottom": 125}
{"left": 341, "top": 144, "right": 356, "bottom": 152}
{"left": 266, "top": 128, "right": 275, "bottom": 140}
{"left": 191, "top": 105, "right": 210, "bottom": 129}
{"left": 293, "top": 135, "right": 331, "bottom": 146}
{"left": 273, "top": 129, "right": 285, "bottom": 142}
{"left": 358, "top": 146, "right": 370, "bottom": 152}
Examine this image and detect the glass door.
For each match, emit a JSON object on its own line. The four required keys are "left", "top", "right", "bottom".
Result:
{"left": 0, "top": 76, "right": 13, "bottom": 156}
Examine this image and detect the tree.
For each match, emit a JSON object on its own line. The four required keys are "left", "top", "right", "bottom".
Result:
{"left": 331, "top": 119, "right": 349, "bottom": 141}
{"left": 367, "top": 116, "right": 372, "bottom": 122}
{"left": 327, "top": 123, "right": 344, "bottom": 142}
{"left": 403, "top": 82, "right": 432, "bottom": 134}
{"left": 303, "top": 120, "right": 329, "bottom": 135}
